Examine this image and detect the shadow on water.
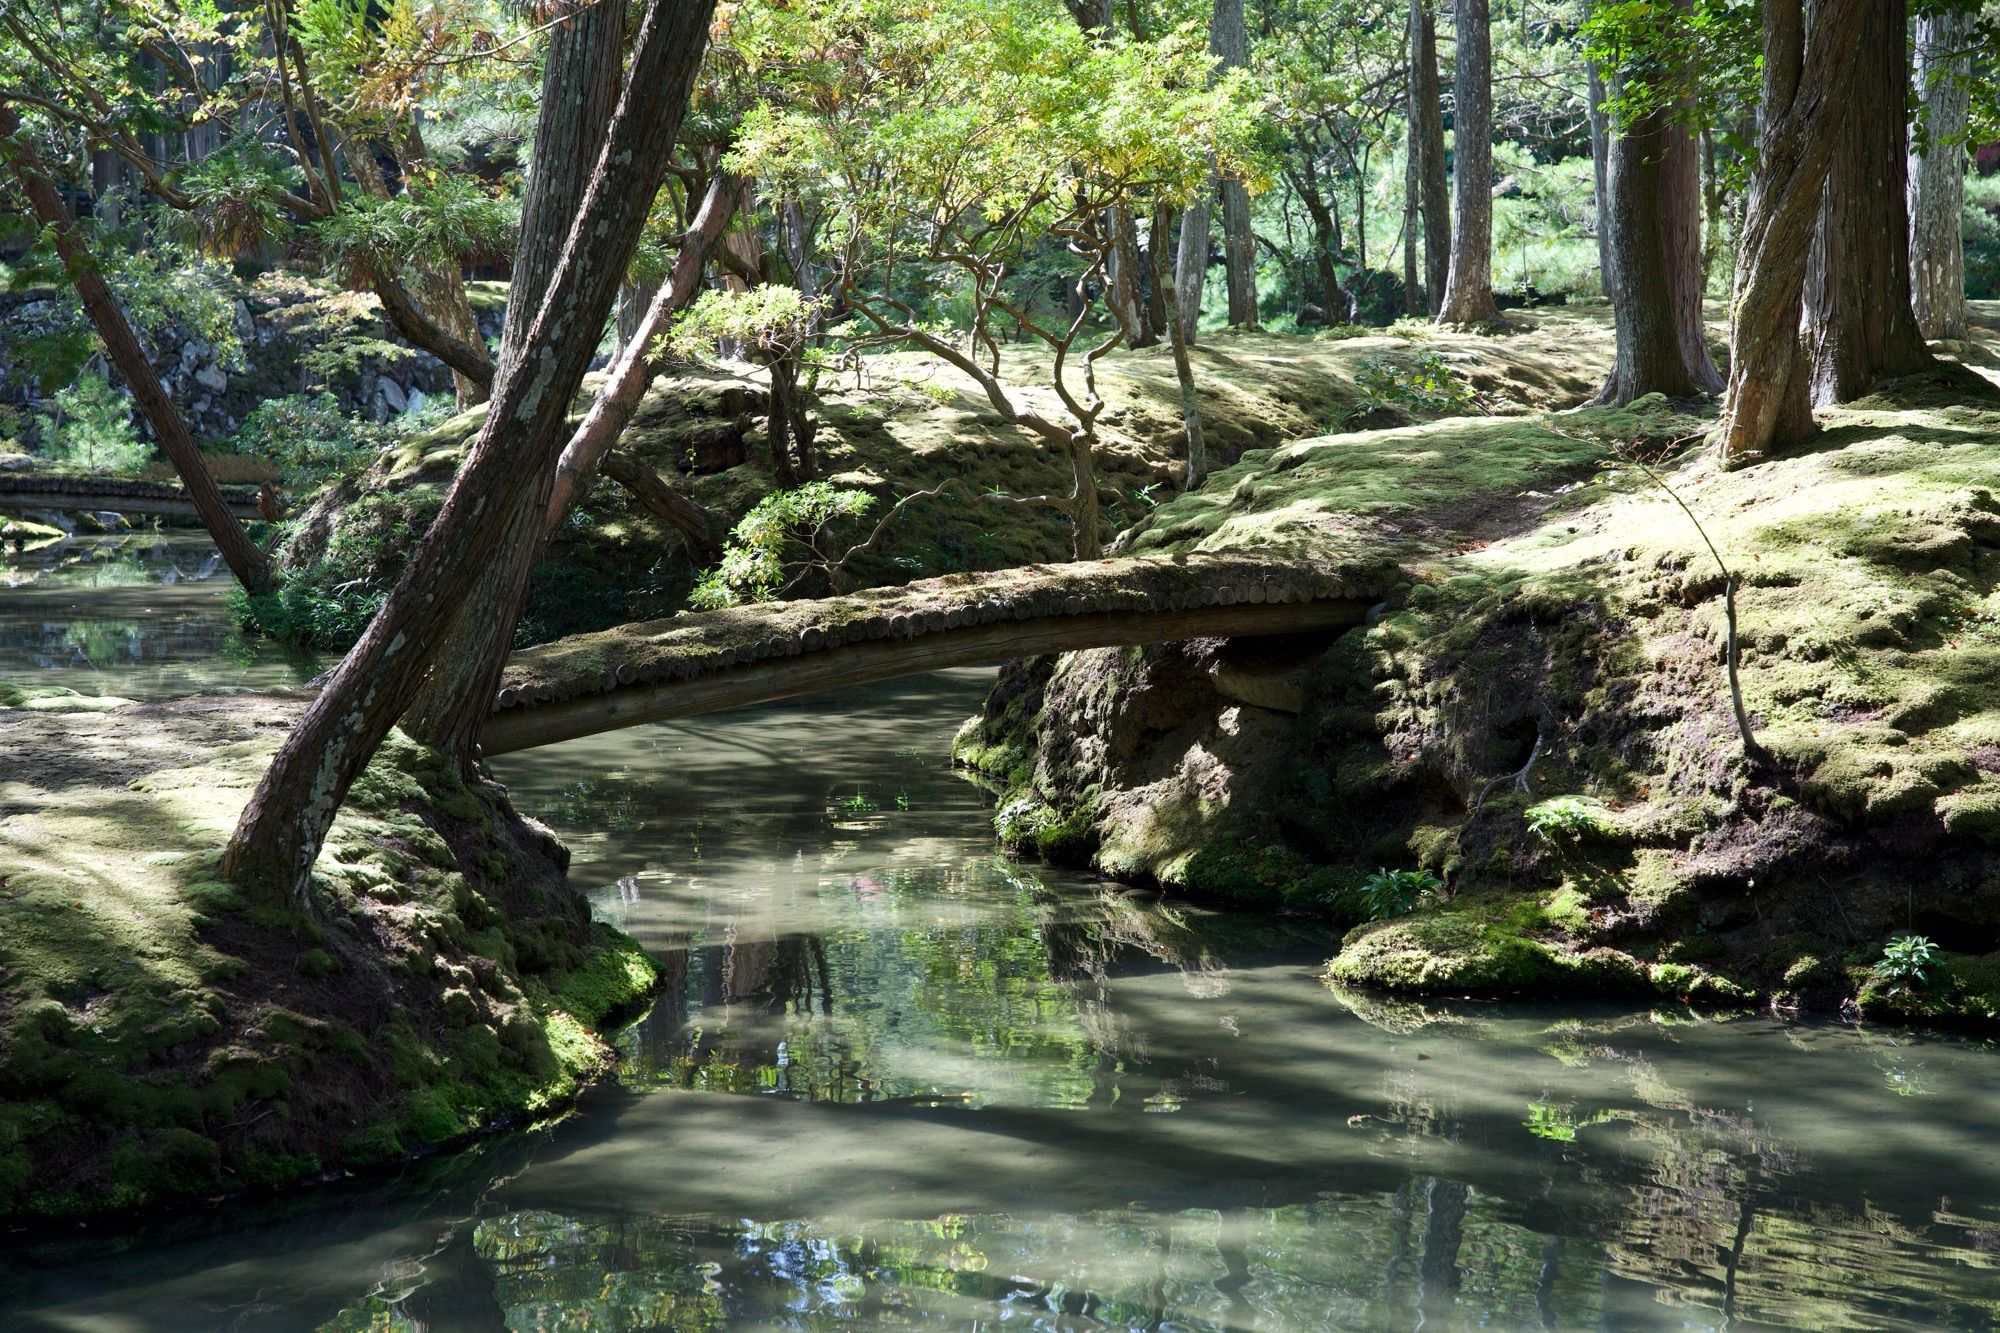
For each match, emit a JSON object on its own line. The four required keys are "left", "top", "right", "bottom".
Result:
{"left": 9, "top": 671, "right": 2000, "bottom": 1328}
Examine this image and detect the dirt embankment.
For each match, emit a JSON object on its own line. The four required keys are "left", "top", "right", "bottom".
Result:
{"left": 957, "top": 310, "right": 2000, "bottom": 1026}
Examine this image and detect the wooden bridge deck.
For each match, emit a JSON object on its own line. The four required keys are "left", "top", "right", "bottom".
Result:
{"left": 481, "top": 554, "right": 1392, "bottom": 753}
{"left": 0, "top": 474, "right": 267, "bottom": 521}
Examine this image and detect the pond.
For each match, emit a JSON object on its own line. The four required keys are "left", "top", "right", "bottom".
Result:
{"left": 4, "top": 539, "right": 2000, "bottom": 1331}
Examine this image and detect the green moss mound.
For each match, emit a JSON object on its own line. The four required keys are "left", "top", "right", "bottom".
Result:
{"left": 961, "top": 304, "right": 2000, "bottom": 1025}
{"left": 0, "top": 701, "right": 657, "bottom": 1225}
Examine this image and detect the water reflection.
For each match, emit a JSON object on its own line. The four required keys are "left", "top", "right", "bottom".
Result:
{"left": 0, "top": 532, "right": 318, "bottom": 697}
{"left": 7, "top": 673, "right": 2000, "bottom": 1330}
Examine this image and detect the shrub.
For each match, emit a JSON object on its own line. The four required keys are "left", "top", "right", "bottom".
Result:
{"left": 1876, "top": 934, "right": 1940, "bottom": 995}
{"left": 35, "top": 371, "right": 151, "bottom": 474}
{"left": 1352, "top": 867, "right": 1442, "bottom": 920}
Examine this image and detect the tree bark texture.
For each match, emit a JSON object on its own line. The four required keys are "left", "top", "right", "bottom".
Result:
{"left": 1410, "top": 0, "right": 1449, "bottom": 314}
{"left": 1213, "top": 0, "right": 1256, "bottom": 328}
{"left": 1910, "top": 3, "right": 1972, "bottom": 341}
{"left": 223, "top": 0, "right": 718, "bottom": 903}
{"left": 1717, "top": 0, "right": 1868, "bottom": 462}
{"left": 1435, "top": 0, "right": 1501, "bottom": 324}
{"left": 499, "top": 0, "right": 627, "bottom": 375}
{"left": 0, "top": 105, "right": 272, "bottom": 592}
{"left": 403, "top": 173, "right": 740, "bottom": 764}
{"left": 1802, "top": 0, "right": 1932, "bottom": 405}
{"left": 1153, "top": 204, "right": 1207, "bottom": 487}
{"left": 1174, "top": 194, "right": 1213, "bottom": 344}
{"left": 1602, "top": 99, "right": 1699, "bottom": 403}
{"left": 1598, "top": 0, "right": 1720, "bottom": 403}
{"left": 1106, "top": 205, "right": 1157, "bottom": 347}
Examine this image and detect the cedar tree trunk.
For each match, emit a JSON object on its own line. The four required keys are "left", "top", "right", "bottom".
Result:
{"left": 1435, "top": 0, "right": 1501, "bottom": 324}
{"left": 1910, "top": 4, "right": 1972, "bottom": 341}
{"left": 1802, "top": 0, "right": 1932, "bottom": 404}
{"left": 1717, "top": 0, "right": 1868, "bottom": 462}
{"left": 1411, "top": 0, "right": 1449, "bottom": 314}
{"left": 222, "top": 0, "right": 717, "bottom": 904}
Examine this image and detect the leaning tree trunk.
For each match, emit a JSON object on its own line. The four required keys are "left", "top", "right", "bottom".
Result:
{"left": 1802, "top": 0, "right": 1932, "bottom": 405}
{"left": 1717, "top": 0, "right": 1868, "bottom": 463}
{"left": 1409, "top": 0, "right": 1450, "bottom": 314}
{"left": 1910, "top": 3, "right": 1973, "bottom": 341}
{"left": 0, "top": 105, "right": 272, "bottom": 592}
{"left": 223, "top": 0, "right": 717, "bottom": 904}
{"left": 1435, "top": 0, "right": 1502, "bottom": 325}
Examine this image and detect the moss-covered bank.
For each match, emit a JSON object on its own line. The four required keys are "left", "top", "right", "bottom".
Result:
{"left": 262, "top": 311, "right": 1613, "bottom": 651}
{"left": 957, "top": 315, "right": 2000, "bottom": 1026}
{"left": 0, "top": 696, "right": 656, "bottom": 1227}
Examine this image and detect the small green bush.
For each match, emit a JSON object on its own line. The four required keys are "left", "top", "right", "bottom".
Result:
{"left": 35, "top": 371, "right": 150, "bottom": 474}
{"left": 1876, "top": 934, "right": 1940, "bottom": 994}
{"left": 1351, "top": 867, "right": 1443, "bottom": 920}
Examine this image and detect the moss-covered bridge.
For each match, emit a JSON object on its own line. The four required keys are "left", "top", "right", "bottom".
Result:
{"left": 481, "top": 553, "right": 1389, "bottom": 753}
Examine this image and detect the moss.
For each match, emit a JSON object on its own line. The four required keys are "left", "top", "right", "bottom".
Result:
{"left": 0, "top": 706, "right": 661, "bottom": 1225}
{"left": 1857, "top": 950, "right": 2000, "bottom": 1025}
{"left": 1325, "top": 899, "right": 1654, "bottom": 997}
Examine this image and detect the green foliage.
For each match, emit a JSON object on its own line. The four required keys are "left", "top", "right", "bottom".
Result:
{"left": 1877, "top": 935, "right": 1942, "bottom": 994}
{"left": 1525, "top": 796, "right": 1608, "bottom": 843}
{"left": 1347, "top": 352, "right": 1481, "bottom": 423}
{"left": 1352, "top": 867, "right": 1442, "bottom": 921}
{"left": 665, "top": 287, "right": 823, "bottom": 362}
{"left": 688, "top": 483, "right": 875, "bottom": 609}
{"left": 173, "top": 137, "right": 304, "bottom": 259}
{"left": 233, "top": 392, "right": 435, "bottom": 485}
{"left": 33, "top": 371, "right": 149, "bottom": 474}
{"left": 314, "top": 176, "right": 515, "bottom": 284}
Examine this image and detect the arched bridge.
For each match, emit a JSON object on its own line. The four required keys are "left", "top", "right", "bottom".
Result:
{"left": 481, "top": 554, "right": 1392, "bottom": 754}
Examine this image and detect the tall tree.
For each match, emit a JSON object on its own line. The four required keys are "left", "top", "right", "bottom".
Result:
{"left": 1909, "top": 2, "right": 1975, "bottom": 342}
{"left": 0, "top": 103, "right": 273, "bottom": 592}
{"left": 1591, "top": 0, "right": 1721, "bottom": 404}
{"left": 1408, "top": 0, "right": 1449, "bottom": 315}
{"left": 1716, "top": 0, "right": 1868, "bottom": 462}
{"left": 1802, "top": 0, "right": 1932, "bottom": 404}
{"left": 1434, "top": 0, "right": 1501, "bottom": 324}
{"left": 1174, "top": 0, "right": 1252, "bottom": 341}
{"left": 223, "top": 0, "right": 719, "bottom": 903}
{"left": 1214, "top": 0, "right": 1256, "bottom": 328}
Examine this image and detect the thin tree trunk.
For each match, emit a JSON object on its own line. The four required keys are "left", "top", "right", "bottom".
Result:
{"left": 0, "top": 105, "right": 272, "bottom": 592}
{"left": 598, "top": 452, "right": 724, "bottom": 564}
{"left": 1066, "top": 431, "right": 1103, "bottom": 559}
{"left": 223, "top": 0, "right": 717, "bottom": 903}
{"left": 1411, "top": 0, "right": 1449, "bottom": 315}
{"left": 1587, "top": 58, "right": 1612, "bottom": 296}
{"left": 1174, "top": 195, "right": 1212, "bottom": 344}
{"left": 1154, "top": 203, "right": 1206, "bottom": 487}
{"left": 1802, "top": 0, "right": 1932, "bottom": 405}
{"left": 1717, "top": 0, "right": 1869, "bottom": 463}
{"left": 1213, "top": 0, "right": 1255, "bottom": 328}
{"left": 1910, "top": 4, "right": 1972, "bottom": 341}
{"left": 1435, "top": 0, "right": 1501, "bottom": 324}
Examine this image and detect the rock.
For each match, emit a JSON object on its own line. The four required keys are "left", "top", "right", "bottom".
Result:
{"left": 194, "top": 364, "right": 228, "bottom": 394}
{"left": 405, "top": 387, "right": 426, "bottom": 417}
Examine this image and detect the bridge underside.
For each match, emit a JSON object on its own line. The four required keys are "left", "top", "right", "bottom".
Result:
{"left": 481, "top": 554, "right": 1390, "bottom": 754}
{"left": 0, "top": 476, "right": 266, "bottom": 522}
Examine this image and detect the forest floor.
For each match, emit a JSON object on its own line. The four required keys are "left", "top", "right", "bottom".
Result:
{"left": 958, "top": 304, "right": 2000, "bottom": 1026}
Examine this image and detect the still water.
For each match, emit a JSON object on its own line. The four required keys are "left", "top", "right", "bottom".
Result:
{"left": 6, "top": 539, "right": 2000, "bottom": 1330}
